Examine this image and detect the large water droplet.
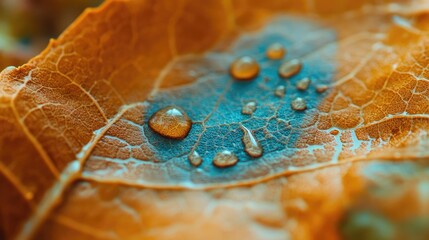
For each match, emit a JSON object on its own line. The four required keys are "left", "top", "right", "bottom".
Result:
{"left": 279, "top": 59, "right": 302, "bottom": 78}
{"left": 230, "top": 56, "right": 259, "bottom": 80}
{"left": 213, "top": 150, "right": 238, "bottom": 168}
{"left": 242, "top": 101, "right": 257, "bottom": 115}
{"left": 148, "top": 106, "right": 192, "bottom": 139}
{"left": 240, "top": 124, "right": 263, "bottom": 158}
{"left": 188, "top": 150, "right": 202, "bottom": 167}
{"left": 296, "top": 77, "right": 311, "bottom": 91}
{"left": 266, "top": 43, "right": 286, "bottom": 60}
{"left": 274, "top": 85, "right": 286, "bottom": 98}
{"left": 291, "top": 97, "right": 307, "bottom": 111}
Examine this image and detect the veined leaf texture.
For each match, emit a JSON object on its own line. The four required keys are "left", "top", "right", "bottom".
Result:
{"left": 1, "top": 0, "right": 429, "bottom": 239}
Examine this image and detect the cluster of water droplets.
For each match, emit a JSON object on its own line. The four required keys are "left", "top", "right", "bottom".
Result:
{"left": 148, "top": 43, "right": 328, "bottom": 168}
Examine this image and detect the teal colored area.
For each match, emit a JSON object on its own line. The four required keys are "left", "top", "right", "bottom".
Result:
{"left": 144, "top": 17, "right": 337, "bottom": 183}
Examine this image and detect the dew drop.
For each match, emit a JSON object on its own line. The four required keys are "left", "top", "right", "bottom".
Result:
{"left": 274, "top": 85, "right": 286, "bottom": 98}
{"left": 240, "top": 124, "right": 263, "bottom": 158}
{"left": 279, "top": 59, "right": 302, "bottom": 78}
{"left": 266, "top": 43, "right": 286, "bottom": 60}
{"left": 148, "top": 106, "right": 192, "bottom": 139}
{"left": 242, "top": 101, "right": 257, "bottom": 115}
{"left": 213, "top": 150, "right": 238, "bottom": 168}
{"left": 291, "top": 97, "right": 307, "bottom": 111}
{"left": 188, "top": 150, "right": 202, "bottom": 167}
{"left": 230, "top": 56, "right": 259, "bottom": 80}
{"left": 296, "top": 77, "right": 311, "bottom": 91}
{"left": 316, "top": 84, "right": 329, "bottom": 93}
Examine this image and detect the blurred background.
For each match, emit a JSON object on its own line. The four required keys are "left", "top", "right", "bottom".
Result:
{"left": 0, "top": 0, "right": 102, "bottom": 70}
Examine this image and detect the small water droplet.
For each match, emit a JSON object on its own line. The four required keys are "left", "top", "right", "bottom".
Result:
{"left": 213, "top": 150, "right": 238, "bottom": 168}
{"left": 291, "top": 97, "right": 307, "bottom": 111}
{"left": 148, "top": 106, "right": 192, "bottom": 139}
{"left": 266, "top": 43, "right": 286, "bottom": 60}
{"left": 188, "top": 150, "right": 202, "bottom": 166}
{"left": 316, "top": 84, "right": 329, "bottom": 93}
{"left": 279, "top": 59, "right": 302, "bottom": 78}
{"left": 242, "top": 101, "right": 257, "bottom": 115}
{"left": 296, "top": 77, "right": 311, "bottom": 90}
{"left": 230, "top": 56, "right": 259, "bottom": 80}
{"left": 240, "top": 124, "right": 263, "bottom": 158}
{"left": 274, "top": 85, "right": 286, "bottom": 98}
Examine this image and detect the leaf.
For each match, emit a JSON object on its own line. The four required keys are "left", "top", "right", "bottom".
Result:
{"left": 1, "top": 0, "right": 429, "bottom": 239}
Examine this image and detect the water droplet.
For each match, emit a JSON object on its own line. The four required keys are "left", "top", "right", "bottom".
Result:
{"left": 188, "top": 150, "right": 202, "bottom": 167}
{"left": 148, "top": 106, "right": 192, "bottom": 139}
{"left": 274, "top": 85, "right": 286, "bottom": 98}
{"left": 291, "top": 97, "right": 307, "bottom": 111}
{"left": 240, "top": 124, "right": 263, "bottom": 158}
{"left": 266, "top": 43, "right": 286, "bottom": 60}
{"left": 242, "top": 101, "right": 257, "bottom": 115}
{"left": 213, "top": 150, "right": 238, "bottom": 168}
{"left": 278, "top": 59, "right": 302, "bottom": 78}
{"left": 230, "top": 56, "right": 259, "bottom": 80}
{"left": 296, "top": 77, "right": 311, "bottom": 91}
{"left": 316, "top": 84, "right": 329, "bottom": 93}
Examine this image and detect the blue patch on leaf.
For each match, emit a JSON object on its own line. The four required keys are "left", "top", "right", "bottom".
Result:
{"left": 142, "top": 17, "right": 338, "bottom": 184}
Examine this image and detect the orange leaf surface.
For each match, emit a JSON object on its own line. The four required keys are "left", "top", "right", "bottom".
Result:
{"left": 1, "top": 0, "right": 429, "bottom": 239}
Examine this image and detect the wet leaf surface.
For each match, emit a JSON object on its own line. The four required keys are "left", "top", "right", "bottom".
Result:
{"left": 1, "top": 0, "right": 429, "bottom": 239}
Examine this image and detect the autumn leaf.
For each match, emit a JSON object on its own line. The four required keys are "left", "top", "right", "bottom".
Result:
{"left": 1, "top": 0, "right": 429, "bottom": 239}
